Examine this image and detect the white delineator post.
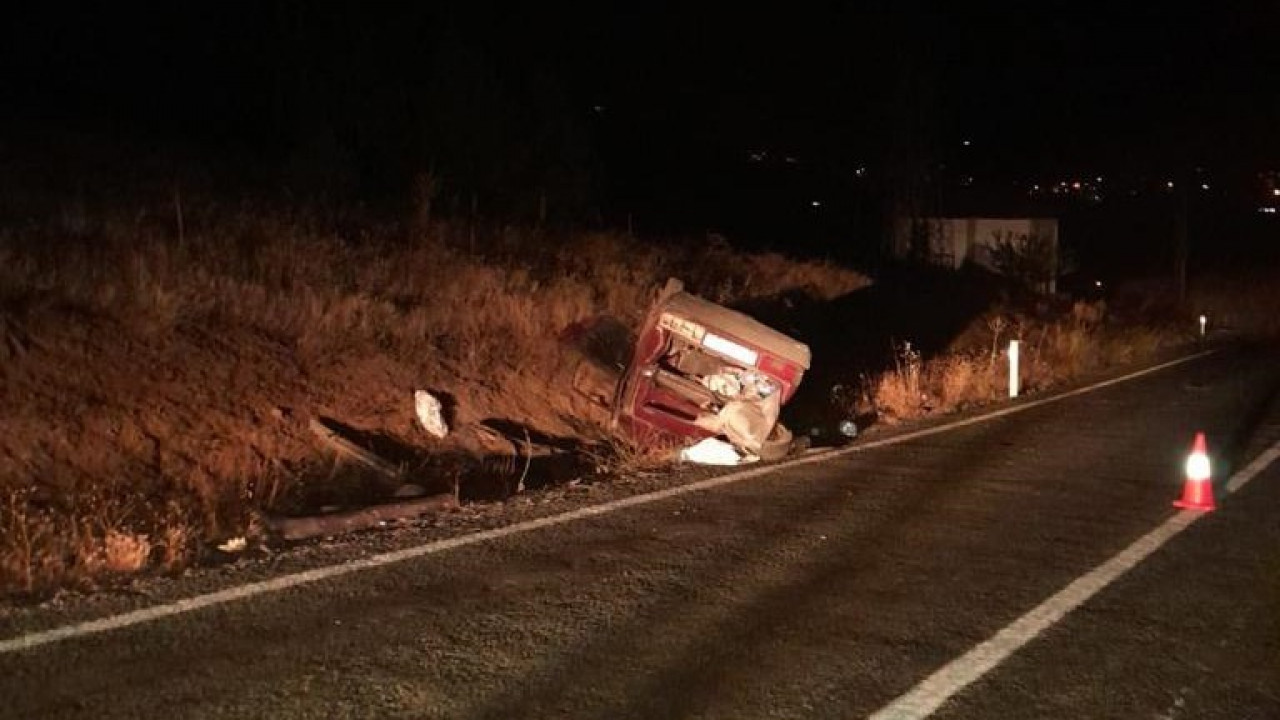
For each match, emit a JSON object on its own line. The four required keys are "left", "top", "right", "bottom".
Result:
{"left": 1008, "top": 340, "right": 1020, "bottom": 398}
{"left": 1199, "top": 314, "right": 1207, "bottom": 338}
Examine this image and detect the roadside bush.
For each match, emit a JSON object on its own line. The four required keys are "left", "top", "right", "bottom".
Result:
{"left": 867, "top": 299, "right": 1183, "bottom": 423}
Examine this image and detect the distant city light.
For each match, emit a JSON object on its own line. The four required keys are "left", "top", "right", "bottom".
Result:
{"left": 855, "top": 166, "right": 866, "bottom": 177}
{"left": 1201, "top": 183, "right": 1210, "bottom": 190}
{"left": 1095, "top": 176, "right": 1103, "bottom": 183}
{"left": 1166, "top": 181, "right": 1175, "bottom": 189}
{"left": 592, "top": 105, "right": 605, "bottom": 114}
{"left": 811, "top": 200, "right": 822, "bottom": 207}
{"left": 1072, "top": 181, "right": 1081, "bottom": 190}
{"left": 962, "top": 139, "right": 971, "bottom": 147}
{"left": 1262, "top": 207, "right": 1278, "bottom": 214}
{"left": 1273, "top": 188, "right": 1280, "bottom": 197}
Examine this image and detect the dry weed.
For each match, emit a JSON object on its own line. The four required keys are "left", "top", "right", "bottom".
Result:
{"left": 0, "top": 487, "right": 165, "bottom": 594}
{"left": 587, "top": 433, "right": 681, "bottom": 476}
{"left": 873, "top": 372, "right": 922, "bottom": 421}
{"left": 83, "top": 530, "right": 152, "bottom": 576}
{"left": 1189, "top": 267, "right": 1280, "bottom": 338}
{"left": 873, "top": 341, "right": 926, "bottom": 420}
{"left": 2, "top": 215, "right": 866, "bottom": 367}
{"left": 935, "top": 355, "right": 1000, "bottom": 409}
{"left": 157, "top": 525, "right": 193, "bottom": 573}
{"left": 0, "top": 204, "right": 870, "bottom": 595}
{"left": 865, "top": 297, "right": 1182, "bottom": 423}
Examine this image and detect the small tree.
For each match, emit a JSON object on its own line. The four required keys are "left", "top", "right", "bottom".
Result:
{"left": 988, "top": 230, "right": 1061, "bottom": 293}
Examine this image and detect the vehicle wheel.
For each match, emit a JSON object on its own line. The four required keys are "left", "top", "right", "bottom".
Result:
{"left": 756, "top": 422, "right": 794, "bottom": 462}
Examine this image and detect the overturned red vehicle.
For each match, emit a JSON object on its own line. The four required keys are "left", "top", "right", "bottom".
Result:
{"left": 610, "top": 279, "right": 811, "bottom": 460}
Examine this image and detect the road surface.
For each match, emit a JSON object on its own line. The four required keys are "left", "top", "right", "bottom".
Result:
{"left": 2, "top": 345, "right": 1279, "bottom": 719}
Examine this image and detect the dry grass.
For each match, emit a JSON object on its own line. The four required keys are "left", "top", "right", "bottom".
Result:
{"left": 0, "top": 211, "right": 867, "bottom": 366}
{"left": 935, "top": 353, "right": 1004, "bottom": 409}
{"left": 870, "top": 341, "right": 924, "bottom": 420}
{"left": 585, "top": 433, "right": 684, "bottom": 477}
{"left": 0, "top": 485, "right": 194, "bottom": 594}
{"left": 0, "top": 202, "right": 869, "bottom": 597}
{"left": 83, "top": 531, "right": 152, "bottom": 576}
{"left": 866, "top": 299, "right": 1186, "bottom": 423}
{"left": 1189, "top": 267, "right": 1280, "bottom": 338}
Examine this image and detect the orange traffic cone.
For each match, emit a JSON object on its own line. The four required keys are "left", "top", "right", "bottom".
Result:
{"left": 1174, "top": 432, "right": 1215, "bottom": 511}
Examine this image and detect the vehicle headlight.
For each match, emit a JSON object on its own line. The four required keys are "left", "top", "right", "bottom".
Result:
{"left": 702, "top": 333, "right": 758, "bottom": 367}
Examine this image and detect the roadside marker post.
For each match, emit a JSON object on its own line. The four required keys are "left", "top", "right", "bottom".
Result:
{"left": 1199, "top": 314, "right": 1207, "bottom": 338}
{"left": 0, "top": 348, "right": 1225, "bottom": 658}
{"left": 1008, "top": 340, "right": 1020, "bottom": 398}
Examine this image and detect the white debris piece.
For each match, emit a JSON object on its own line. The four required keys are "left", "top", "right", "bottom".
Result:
{"left": 719, "top": 391, "right": 781, "bottom": 454}
{"left": 217, "top": 536, "right": 247, "bottom": 554}
{"left": 702, "top": 371, "right": 743, "bottom": 397}
{"left": 680, "top": 437, "right": 759, "bottom": 466}
{"left": 414, "top": 390, "right": 449, "bottom": 438}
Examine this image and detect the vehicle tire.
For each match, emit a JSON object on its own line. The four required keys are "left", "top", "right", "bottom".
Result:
{"left": 756, "top": 422, "right": 794, "bottom": 462}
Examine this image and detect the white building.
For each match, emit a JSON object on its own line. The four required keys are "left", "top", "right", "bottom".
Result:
{"left": 892, "top": 216, "right": 1060, "bottom": 293}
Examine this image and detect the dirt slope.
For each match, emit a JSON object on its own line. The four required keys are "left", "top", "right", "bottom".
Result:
{"left": 0, "top": 220, "right": 869, "bottom": 596}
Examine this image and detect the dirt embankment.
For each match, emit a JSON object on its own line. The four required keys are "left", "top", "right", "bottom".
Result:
{"left": 0, "top": 213, "right": 869, "bottom": 597}
{"left": 0, "top": 305, "right": 579, "bottom": 572}
{"left": 8, "top": 202, "right": 1259, "bottom": 600}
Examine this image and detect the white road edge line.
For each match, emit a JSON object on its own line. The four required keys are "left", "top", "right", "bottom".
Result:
{"left": 869, "top": 430, "right": 1280, "bottom": 720}
{"left": 0, "top": 349, "right": 1220, "bottom": 656}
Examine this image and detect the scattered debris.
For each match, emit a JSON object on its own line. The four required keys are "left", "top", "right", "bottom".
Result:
{"left": 263, "top": 491, "right": 458, "bottom": 542}
{"left": 469, "top": 419, "right": 597, "bottom": 499}
{"left": 287, "top": 416, "right": 463, "bottom": 540}
{"left": 839, "top": 419, "right": 858, "bottom": 438}
{"left": 216, "top": 536, "right": 248, "bottom": 554}
{"left": 392, "top": 483, "right": 429, "bottom": 499}
{"left": 679, "top": 437, "right": 758, "bottom": 466}
{"left": 515, "top": 426, "right": 532, "bottom": 494}
{"left": 718, "top": 390, "right": 782, "bottom": 454}
{"left": 308, "top": 417, "right": 402, "bottom": 479}
{"left": 414, "top": 390, "right": 449, "bottom": 438}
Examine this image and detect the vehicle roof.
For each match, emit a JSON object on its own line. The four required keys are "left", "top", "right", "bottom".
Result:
{"left": 661, "top": 291, "right": 811, "bottom": 369}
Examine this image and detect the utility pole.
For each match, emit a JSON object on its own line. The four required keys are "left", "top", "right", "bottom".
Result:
{"left": 1173, "top": 173, "right": 1189, "bottom": 308}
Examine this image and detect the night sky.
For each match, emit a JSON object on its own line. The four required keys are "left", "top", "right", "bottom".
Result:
{"left": 3, "top": 3, "right": 1278, "bottom": 250}
{"left": 933, "top": 3, "right": 1280, "bottom": 175}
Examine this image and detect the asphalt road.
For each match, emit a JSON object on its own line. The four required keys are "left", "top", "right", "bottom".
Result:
{"left": 2, "top": 345, "right": 1279, "bottom": 719}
